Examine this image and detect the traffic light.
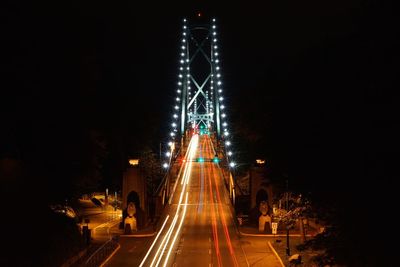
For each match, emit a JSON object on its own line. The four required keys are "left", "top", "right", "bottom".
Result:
{"left": 197, "top": 157, "right": 204, "bottom": 163}
{"left": 213, "top": 157, "right": 220, "bottom": 163}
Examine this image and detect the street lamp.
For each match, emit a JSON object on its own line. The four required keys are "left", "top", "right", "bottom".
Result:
{"left": 285, "top": 178, "right": 290, "bottom": 256}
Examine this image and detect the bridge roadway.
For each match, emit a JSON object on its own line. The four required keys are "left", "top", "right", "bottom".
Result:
{"left": 140, "top": 133, "right": 246, "bottom": 266}
{"left": 106, "top": 134, "right": 281, "bottom": 267}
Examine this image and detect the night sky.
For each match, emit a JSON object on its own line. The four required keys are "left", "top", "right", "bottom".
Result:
{"left": 1, "top": 0, "right": 398, "bottom": 262}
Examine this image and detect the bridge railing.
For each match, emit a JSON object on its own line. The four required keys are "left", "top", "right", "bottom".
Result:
{"left": 154, "top": 145, "right": 181, "bottom": 200}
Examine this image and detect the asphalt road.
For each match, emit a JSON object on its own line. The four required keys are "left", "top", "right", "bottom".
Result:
{"left": 106, "top": 134, "right": 282, "bottom": 267}
{"left": 131, "top": 134, "right": 244, "bottom": 267}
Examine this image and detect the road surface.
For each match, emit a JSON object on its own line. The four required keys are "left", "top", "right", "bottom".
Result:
{"left": 106, "top": 134, "right": 281, "bottom": 267}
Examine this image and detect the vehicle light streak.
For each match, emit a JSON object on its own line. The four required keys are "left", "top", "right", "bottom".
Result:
{"left": 139, "top": 215, "right": 170, "bottom": 267}
{"left": 169, "top": 137, "right": 193, "bottom": 204}
{"left": 162, "top": 192, "right": 189, "bottom": 267}
{"left": 142, "top": 134, "right": 198, "bottom": 267}
{"left": 203, "top": 135, "right": 238, "bottom": 267}
{"left": 150, "top": 214, "right": 179, "bottom": 267}
{"left": 198, "top": 139, "right": 205, "bottom": 214}
{"left": 208, "top": 165, "right": 222, "bottom": 267}
{"left": 208, "top": 138, "right": 239, "bottom": 267}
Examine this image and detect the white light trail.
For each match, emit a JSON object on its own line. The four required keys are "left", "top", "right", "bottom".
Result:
{"left": 138, "top": 215, "right": 170, "bottom": 267}
{"left": 162, "top": 192, "right": 189, "bottom": 267}
{"left": 141, "top": 135, "right": 198, "bottom": 267}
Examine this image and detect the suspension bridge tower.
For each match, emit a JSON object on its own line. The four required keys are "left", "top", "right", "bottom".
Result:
{"left": 167, "top": 16, "right": 231, "bottom": 155}
{"left": 158, "top": 15, "right": 236, "bottom": 208}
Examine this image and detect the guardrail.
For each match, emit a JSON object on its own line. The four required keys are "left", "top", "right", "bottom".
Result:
{"left": 154, "top": 146, "right": 181, "bottom": 197}
{"left": 84, "top": 236, "right": 119, "bottom": 267}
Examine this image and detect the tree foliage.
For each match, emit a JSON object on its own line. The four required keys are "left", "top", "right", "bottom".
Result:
{"left": 139, "top": 148, "right": 162, "bottom": 196}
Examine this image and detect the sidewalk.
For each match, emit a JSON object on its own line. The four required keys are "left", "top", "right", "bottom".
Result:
{"left": 238, "top": 224, "right": 323, "bottom": 267}
{"left": 238, "top": 223, "right": 319, "bottom": 237}
{"left": 63, "top": 203, "right": 122, "bottom": 266}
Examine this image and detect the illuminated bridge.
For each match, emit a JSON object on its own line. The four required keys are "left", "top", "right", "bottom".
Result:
{"left": 105, "top": 17, "right": 280, "bottom": 267}
{"left": 138, "top": 17, "right": 243, "bottom": 267}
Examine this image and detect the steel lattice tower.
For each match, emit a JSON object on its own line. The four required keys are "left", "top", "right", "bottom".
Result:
{"left": 171, "top": 17, "right": 227, "bottom": 140}
{"left": 163, "top": 16, "right": 236, "bottom": 187}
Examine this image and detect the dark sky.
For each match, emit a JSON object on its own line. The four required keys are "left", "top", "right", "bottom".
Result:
{"left": 1, "top": 1, "right": 399, "bottom": 263}
{"left": 2, "top": 0, "right": 398, "bottom": 209}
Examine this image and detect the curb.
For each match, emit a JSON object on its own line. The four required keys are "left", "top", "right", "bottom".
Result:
{"left": 239, "top": 231, "right": 314, "bottom": 237}
{"left": 99, "top": 243, "right": 121, "bottom": 267}
{"left": 120, "top": 232, "right": 156, "bottom": 238}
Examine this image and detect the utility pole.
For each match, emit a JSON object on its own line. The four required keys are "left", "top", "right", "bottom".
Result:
{"left": 286, "top": 178, "right": 290, "bottom": 256}
{"left": 159, "top": 142, "right": 162, "bottom": 161}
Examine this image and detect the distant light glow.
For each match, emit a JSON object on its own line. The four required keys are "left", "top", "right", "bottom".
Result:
{"left": 174, "top": 105, "right": 179, "bottom": 110}
{"left": 228, "top": 151, "right": 233, "bottom": 156}
{"left": 168, "top": 142, "right": 173, "bottom": 147}
{"left": 173, "top": 114, "right": 178, "bottom": 118}
{"left": 224, "top": 132, "right": 229, "bottom": 136}
{"left": 216, "top": 73, "right": 220, "bottom": 77}
{"left": 221, "top": 113, "right": 226, "bottom": 118}
{"left": 256, "top": 159, "right": 266, "bottom": 164}
{"left": 223, "top": 122, "right": 227, "bottom": 127}
{"left": 129, "top": 159, "right": 139, "bottom": 166}
{"left": 219, "top": 97, "right": 223, "bottom": 101}
{"left": 218, "top": 81, "right": 221, "bottom": 85}
{"left": 229, "top": 162, "right": 236, "bottom": 167}
{"left": 213, "top": 38, "right": 217, "bottom": 42}
{"left": 226, "top": 141, "right": 231, "bottom": 146}
{"left": 221, "top": 105, "right": 225, "bottom": 109}
{"left": 176, "top": 97, "right": 180, "bottom": 101}
{"left": 166, "top": 152, "right": 171, "bottom": 157}
{"left": 172, "top": 123, "right": 177, "bottom": 127}
{"left": 216, "top": 66, "right": 220, "bottom": 70}
{"left": 163, "top": 163, "right": 169, "bottom": 168}
{"left": 218, "top": 89, "right": 222, "bottom": 93}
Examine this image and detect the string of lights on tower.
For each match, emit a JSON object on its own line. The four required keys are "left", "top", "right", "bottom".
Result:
{"left": 162, "top": 17, "right": 236, "bottom": 170}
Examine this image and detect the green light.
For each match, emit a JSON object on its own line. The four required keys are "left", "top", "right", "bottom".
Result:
{"left": 197, "top": 157, "right": 204, "bottom": 163}
{"left": 213, "top": 157, "right": 219, "bottom": 163}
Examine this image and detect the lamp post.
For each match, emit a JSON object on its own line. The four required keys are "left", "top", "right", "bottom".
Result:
{"left": 285, "top": 178, "right": 290, "bottom": 256}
